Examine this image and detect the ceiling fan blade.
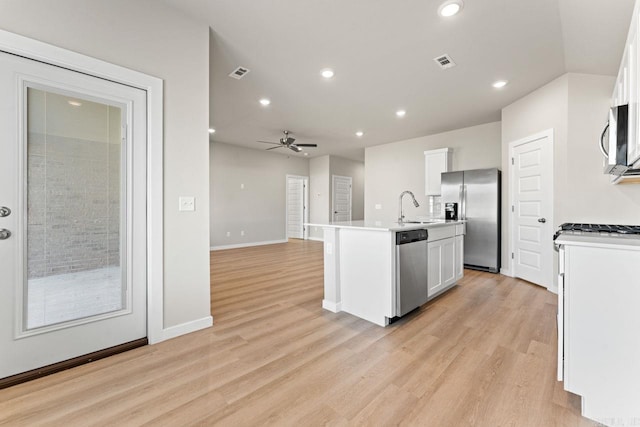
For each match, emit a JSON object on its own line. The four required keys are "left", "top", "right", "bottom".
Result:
{"left": 289, "top": 145, "right": 302, "bottom": 152}
{"left": 257, "top": 140, "right": 280, "bottom": 145}
{"left": 294, "top": 144, "right": 317, "bottom": 147}
{"left": 266, "top": 145, "right": 283, "bottom": 150}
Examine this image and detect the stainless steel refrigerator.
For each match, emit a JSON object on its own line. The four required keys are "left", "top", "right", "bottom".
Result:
{"left": 441, "top": 168, "right": 501, "bottom": 273}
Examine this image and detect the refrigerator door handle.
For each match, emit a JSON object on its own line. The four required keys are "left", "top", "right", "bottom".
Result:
{"left": 461, "top": 185, "right": 467, "bottom": 219}
{"left": 458, "top": 184, "right": 464, "bottom": 219}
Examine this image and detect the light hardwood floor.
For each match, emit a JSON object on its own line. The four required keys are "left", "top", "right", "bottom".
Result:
{"left": 0, "top": 239, "right": 597, "bottom": 426}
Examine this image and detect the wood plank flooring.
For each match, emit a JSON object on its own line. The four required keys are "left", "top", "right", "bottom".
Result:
{"left": 0, "top": 239, "right": 598, "bottom": 426}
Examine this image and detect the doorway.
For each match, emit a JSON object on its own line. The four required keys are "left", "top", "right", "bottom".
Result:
{"left": 332, "top": 175, "right": 352, "bottom": 222}
{"left": 508, "top": 129, "right": 554, "bottom": 289}
{"left": 0, "top": 48, "right": 149, "bottom": 380}
{"left": 286, "top": 175, "right": 309, "bottom": 239}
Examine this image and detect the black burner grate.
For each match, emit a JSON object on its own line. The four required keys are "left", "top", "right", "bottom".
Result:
{"left": 559, "top": 223, "right": 640, "bottom": 235}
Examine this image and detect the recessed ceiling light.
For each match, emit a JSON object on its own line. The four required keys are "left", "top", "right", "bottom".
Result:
{"left": 208, "top": 128, "right": 215, "bottom": 134}
{"left": 68, "top": 100, "right": 82, "bottom": 107}
{"left": 438, "top": 0, "right": 464, "bottom": 17}
{"left": 321, "top": 69, "right": 335, "bottom": 79}
{"left": 304, "top": 152, "right": 309, "bottom": 156}
{"left": 396, "top": 110, "right": 406, "bottom": 118}
{"left": 492, "top": 80, "right": 508, "bottom": 89}
{"left": 355, "top": 131, "right": 364, "bottom": 137}
{"left": 259, "top": 98, "right": 271, "bottom": 106}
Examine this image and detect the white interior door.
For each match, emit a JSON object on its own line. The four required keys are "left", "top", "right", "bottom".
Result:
{"left": 332, "top": 175, "right": 352, "bottom": 222}
{"left": 510, "top": 130, "right": 554, "bottom": 288}
{"left": 286, "top": 175, "right": 307, "bottom": 239}
{"left": 0, "top": 51, "right": 147, "bottom": 379}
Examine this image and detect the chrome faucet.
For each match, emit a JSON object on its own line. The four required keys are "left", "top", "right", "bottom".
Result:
{"left": 398, "top": 190, "right": 420, "bottom": 223}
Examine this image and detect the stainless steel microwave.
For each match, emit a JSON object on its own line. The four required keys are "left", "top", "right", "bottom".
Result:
{"left": 600, "top": 104, "right": 629, "bottom": 175}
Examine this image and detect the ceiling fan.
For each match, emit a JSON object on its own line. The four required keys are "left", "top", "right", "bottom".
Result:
{"left": 257, "top": 130, "right": 317, "bottom": 152}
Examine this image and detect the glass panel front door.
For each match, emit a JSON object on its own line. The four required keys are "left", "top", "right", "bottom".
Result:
{"left": 26, "top": 87, "right": 126, "bottom": 329}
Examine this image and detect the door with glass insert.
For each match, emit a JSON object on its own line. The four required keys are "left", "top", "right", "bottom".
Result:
{"left": 0, "top": 51, "right": 147, "bottom": 379}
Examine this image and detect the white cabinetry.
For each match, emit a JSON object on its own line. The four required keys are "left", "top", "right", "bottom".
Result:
{"left": 424, "top": 148, "right": 452, "bottom": 196}
{"left": 454, "top": 234, "right": 464, "bottom": 281}
{"left": 612, "top": 0, "right": 640, "bottom": 173}
{"left": 556, "top": 235, "right": 640, "bottom": 426}
{"left": 427, "top": 224, "right": 464, "bottom": 299}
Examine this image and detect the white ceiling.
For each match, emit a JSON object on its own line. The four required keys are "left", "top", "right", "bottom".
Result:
{"left": 163, "top": 0, "right": 635, "bottom": 161}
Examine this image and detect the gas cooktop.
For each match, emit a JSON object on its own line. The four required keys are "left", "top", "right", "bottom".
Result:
{"left": 554, "top": 223, "right": 640, "bottom": 240}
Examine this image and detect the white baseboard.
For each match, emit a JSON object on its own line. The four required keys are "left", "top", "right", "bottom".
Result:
{"left": 322, "top": 300, "right": 341, "bottom": 313}
{"left": 160, "top": 316, "right": 213, "bottom": 342}
{"left": 210, "top": 239, "right": 288, "bottom": 251}
{"left": 547, "top": 285, "right": 558, "bottom": 295}
{"left": 308, "top": 236, "right": 324, "bottom": 242}
{"left": 500, "top": 268, "right": 513, "bottom": 277}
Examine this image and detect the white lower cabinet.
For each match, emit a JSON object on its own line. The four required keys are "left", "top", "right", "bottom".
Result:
{"left": 427, "top": 237, "right": 456, "bottom": 298}
{"left": 557, "top": 236, "right": 640, "bottom": 426}
{"left": 454, "top": 234, "right": 464, "bottom": 281}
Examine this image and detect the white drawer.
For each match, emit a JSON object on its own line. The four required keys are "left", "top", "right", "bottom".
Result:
{"left": 428, "top": 225, "right": 455, "bottom": 241}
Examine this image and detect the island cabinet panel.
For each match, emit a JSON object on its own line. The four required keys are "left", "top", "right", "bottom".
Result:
{"left": 308, "top": 220, "right": 465, "bottom": 327}
{"left": 557, "top": 235, "right": 640, "bottom": 426}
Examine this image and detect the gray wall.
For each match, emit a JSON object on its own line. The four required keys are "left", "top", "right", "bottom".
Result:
{"left": 308, "top": 155, "right": 365, "bottom": 239}
{"left": 210, "top": 142, "right": 310, "bottom": 247}
{"left": 309, "top": 156, "right": 330, "bottom": 239}
{"left": 330, "top": 156, "right": 365, "bottom": 221}
{"left": 0, "top": 0, "right": 212, "bottom": 328}
{"left": 501, "top": 73, "right": 640, "bottom": 276}
{"left": 365, "top": 122, "right": 502, "bottom": 222}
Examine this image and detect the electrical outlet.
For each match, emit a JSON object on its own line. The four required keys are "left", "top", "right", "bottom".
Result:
{"left": 240, "top": 230, "right": 245, "bottom": 236}
{"left": 240, "top": 183, "right": 245, "bottom": 190}
{"left": 375, "top": 204, "right": 382, "bottom": 210}
{"left": 179, "top": 196, "right": 195, "bottom": 212}
{"left": 226, "top": 231, "right": 231, "bottom": 237}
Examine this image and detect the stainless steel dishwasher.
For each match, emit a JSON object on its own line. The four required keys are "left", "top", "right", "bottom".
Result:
{"left": 395, "top": 229, "right": 428, "bottom": 317}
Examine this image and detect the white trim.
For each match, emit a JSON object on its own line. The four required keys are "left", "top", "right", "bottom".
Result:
{"left": 322, "top": 300, "right": 341, "bottom": 313}
{"left": 308, "top": 236, "right": 324, "bottom": 242}
{"left": 285, "top": 174, "right": 309, "bottom": 240}
{"left": 160, "top": 316, "right": 213, "bottom": 341}
{"left": 0, "top": 30, "right": 165, "bottom": 344}
{"left": 331, "top": 174, "right": 353, "bottom": 222}
{"left": 499, "top": 268, "right": 513, "bottom": 277}
{"left": 210, "top": 239, "right": 288, "bottom": 251}
{"left": 508, "top": 128, "right": 554, "bottom": 290}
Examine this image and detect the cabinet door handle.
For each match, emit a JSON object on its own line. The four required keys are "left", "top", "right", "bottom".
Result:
{"left": 538, "top": 218, "right": 546, "bottom": 223}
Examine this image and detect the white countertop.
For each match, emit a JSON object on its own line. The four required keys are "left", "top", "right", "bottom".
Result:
{"left": 555, "top": 232, "right": 640, "bottom": 250}
{"left": 306, "top": 219, "right": 465, "bottom": 232}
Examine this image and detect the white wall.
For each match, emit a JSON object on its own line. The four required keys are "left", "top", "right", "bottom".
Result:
{"left": 209, "top": 142, "right": 309, "bottom": 248}
{"left": 308, "top": 155, "right": 365, "bottom": 239}
{"left": 501, "top": 73, "right": 640, "bottom": 277}
{"left": 330, "top": 156, "right": 365, "bottom": 221}
{"left": 0, "top": 0, "right": 212, "bottom": 328}
{"left": 309, "top": 156, "right": 330, "bottom": 239}
{"left": 365, "top": 122, "right": 502, "bottom": 222}
{"left": 501, "top": 74, "right": 569, "bottom": 273}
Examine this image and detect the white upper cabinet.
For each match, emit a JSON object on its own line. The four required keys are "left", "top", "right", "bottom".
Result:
{"left": 424, "top": 148, "right": 452, "bottom": 196}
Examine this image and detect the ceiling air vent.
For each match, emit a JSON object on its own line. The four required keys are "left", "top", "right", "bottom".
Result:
{"left": 434, "top": 54, "right": 456, "bottom": 70}
{"left": 229, "top": 66, "right": 250, "bottom": 80}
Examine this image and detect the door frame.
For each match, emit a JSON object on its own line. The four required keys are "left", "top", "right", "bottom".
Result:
{"left": 507, "top": 128, "right": 554, "bottom": 290}
{"left": 331, "top": 174, "right": 352, "bottom": 222}
{"left": 285, "top": 175, "right": 309, "bottom": 240}
{"left": 0, "top": 30, "right": 166, "bottom": 343}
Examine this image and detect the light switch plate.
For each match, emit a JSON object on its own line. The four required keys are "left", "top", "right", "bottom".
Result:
{"left": 179, "top": 196, "right": 195, "bottom": 211}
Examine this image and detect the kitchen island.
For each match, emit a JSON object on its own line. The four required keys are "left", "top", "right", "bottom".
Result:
{"left": 307, "top": 220, "right": 465, "bottom": 326}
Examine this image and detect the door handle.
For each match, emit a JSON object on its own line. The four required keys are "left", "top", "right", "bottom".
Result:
{"left": 538, "top": 218, "right": 546, "bottom": 223}
{"left": 0, "top": 229, "right": 11, "bottom": 240}
{"left": 0, "top": 206, "right": 10, "bottom": 217}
